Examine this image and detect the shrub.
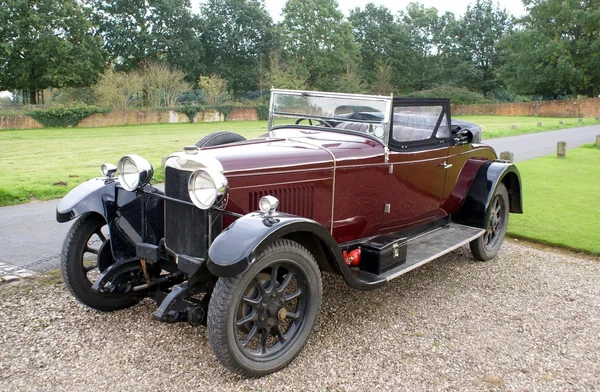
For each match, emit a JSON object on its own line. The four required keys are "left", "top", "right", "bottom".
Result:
{"left": 198, "top": 74, "right": 230, "bottom": 107}
{"left": 140, "top": 62, "right": 191, "bottom": 108}
{"left": 94, "top": 68, "right": 143, "bottom": 110}
{"left": 407, "top": 86, "right": 490, "bottom": 105}
{"left": 255, "top": 104, "right": 269, "bottom": 121}
{"left": 28, "top": 105, "right": 108, "bottom": 128}
{"left": 176, "top": 104, "right": 205, "bottom": 122}
{"left": 217, "top": 104, "right": 234, "bottom": 120}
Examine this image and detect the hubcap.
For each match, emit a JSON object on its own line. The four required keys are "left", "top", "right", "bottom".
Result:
{"left": 484, "top": 194, "right": 506, "bottom": 251}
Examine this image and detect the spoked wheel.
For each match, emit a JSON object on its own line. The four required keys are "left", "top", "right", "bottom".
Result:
{"left": 61, "top": 213, "right": 138, "bottom": 311}
{"left": 470, "top": 183, "right": 510, "bottom": 261}
{"left": 208, "top": 239, "right": 322, "bottom": 377}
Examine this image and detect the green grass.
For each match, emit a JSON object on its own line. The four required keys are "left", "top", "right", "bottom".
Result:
{"left": 455, "top": 115, "right": 600, "bottom": 139}
{"left": 507, "top": 144, "right": 600, "bottom": 255}
{"left": 0, "top": 121, "right": 268, "bottom": 206}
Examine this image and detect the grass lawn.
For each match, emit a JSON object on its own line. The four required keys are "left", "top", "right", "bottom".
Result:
{"left": 455, "top": 115, "right": 600, "bottom": 139}
{"left": 0, "top": 121, "right": 268, "bottom": 206}
{"left": 507, "top": 144, "right": 600, "bottom": 255}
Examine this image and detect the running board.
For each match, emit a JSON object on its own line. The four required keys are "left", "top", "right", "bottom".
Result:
{"left": 382, "top": 223, "right": 484, "bottom": 281}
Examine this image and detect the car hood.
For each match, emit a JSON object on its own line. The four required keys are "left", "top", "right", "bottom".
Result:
{"left": 198, "top": 128, "right": 385, "bottom": 175}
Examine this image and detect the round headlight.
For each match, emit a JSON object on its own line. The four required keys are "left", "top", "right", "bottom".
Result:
{"left": 117, "top": 155, "right": 153, "bottom": 191}
{"left": 100, "top": 163, "right": 117, "bottom": 176}
{"left": 259, "top": 195, "right": 279, "bottom": 215}
{"left": 188, "top": 168, "right": 228, "bottom": 210}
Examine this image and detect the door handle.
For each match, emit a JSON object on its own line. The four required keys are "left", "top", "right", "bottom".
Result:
{"left": 437, "top": 161, "right": 453, "bottom": 169}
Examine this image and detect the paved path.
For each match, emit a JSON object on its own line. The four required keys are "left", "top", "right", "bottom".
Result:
{"left": 485, "top": 124, "right": 600, "bottom": 162}
{"left": 1, "top": 125, "right": 598, "bottom": 275}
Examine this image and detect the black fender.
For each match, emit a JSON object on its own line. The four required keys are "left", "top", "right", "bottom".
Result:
{"left": 453, "top": 161, "right": 523, "bottom": 228}
{"left": 56, "top": 178, "right": 164, "bottom": 261}
{"left": 206, "top": 212, "right": 386, "bottom": 291}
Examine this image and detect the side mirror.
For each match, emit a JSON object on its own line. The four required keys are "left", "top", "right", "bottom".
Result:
{"left": 451, "top": 125, "right": 473, "bottom": 145}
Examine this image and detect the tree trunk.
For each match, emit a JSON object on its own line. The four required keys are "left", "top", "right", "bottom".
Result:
{"left": 29, "top": 89, "right": 37, "bottom": 105}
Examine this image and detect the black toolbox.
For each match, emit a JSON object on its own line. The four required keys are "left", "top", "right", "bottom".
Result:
{"left": 359, "top": 235, "right": 408, "bottom": 275}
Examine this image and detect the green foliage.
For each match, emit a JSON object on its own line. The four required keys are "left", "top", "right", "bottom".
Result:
{"left": 217, "top": 105, "right": 235, "bottom": 120}
{"left": 28, "top": 105, "right": 108, "bottom": 128}
{"left": 199, "top": 0, "right": 275, "bottom": 96}
{"left": 198, "top": 74, "right": 230, "bottom": 107}
{"left": 0, "top": 0, "right": 107, "bottom": 104}
{"left": 176, "top": 104, "right": 205, "bottom": 122}
{"left": 255, "top": 104, "right": 269, "bottom": 121}
{"left": 280, "top": 0, "right": 359, "bottom": 90}
{"left": 89, "top": 0, "right": 201, "bottom": 83}
{"left": 265, "top": 51, "right": 309, "bottom": 90}
{"left": 498, "top": 0, "right": 600, "bottom": 98}
{"left": 140, "top": 62, "right": 191, "bottom": 108}
{"left": 407, "top": 86, "right": 489, "bottom": 105}
{"left": 52, "top": 87, "right": 97, "bottom": 106}
{"left": 94, "top": 68, "right": 143, "bottom": 110}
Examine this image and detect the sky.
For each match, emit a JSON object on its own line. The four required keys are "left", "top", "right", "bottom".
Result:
{"left": 262, "top": 0, "right": 527, "bottom": 20}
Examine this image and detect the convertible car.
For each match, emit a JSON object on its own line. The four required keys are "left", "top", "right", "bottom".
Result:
{"left": 56, "top": 89, "right": 522, "bottom": 377}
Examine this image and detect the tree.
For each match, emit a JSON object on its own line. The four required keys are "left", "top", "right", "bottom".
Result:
{"left": 450, "top": 0, "right": 513, "bottom": 95}
{"left": 370, "top": 62, "right": 395, "bottom": 95}
{"left": 265, "top": 51, "right": 309, "bottom": 90}
{"left": 199, "top": 0, "right": 275, "bottom": 98}
{"left": 89, "top": 0, "right": 202, "bottom": 82}
{"left": 139, "top": 62, "right": 190, "bottom": 108}
{"left": 0, "top": 0, "right": 107, "bottom": 104}
{"left": 94, "top": 68, "right": 143, "bottom": 110}
{"left": 197, "top": 74, "right": 230, "bottom": 107}
{"left": 349, "top": 4, "right": 405, "bottom": 86}
{"left": 280, "top": 0, "right": 359, "bottom": 90}
{"left": 499, "top": 0, "right": 600, "bottom": 98}
{"left": 397, "top": 3, "right": 445, "bottom": 91}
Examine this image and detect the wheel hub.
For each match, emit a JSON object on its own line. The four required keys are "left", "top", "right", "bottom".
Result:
{"left": 255, "top": 291, "right": 286, "bottom": 328}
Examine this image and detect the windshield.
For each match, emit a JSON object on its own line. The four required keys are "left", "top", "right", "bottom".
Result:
{"left": 268, "top": 90, "right": 392, "bottom": 141}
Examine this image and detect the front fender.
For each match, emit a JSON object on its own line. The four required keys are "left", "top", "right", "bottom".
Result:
{"left": 207, "top": 212, "right": 339, "bottom": 277}
{"left": 56, "top": 178, "right": 117, "bottom": 223}
{"left": 453, "top": 161, "right": 523, "bottom": 228}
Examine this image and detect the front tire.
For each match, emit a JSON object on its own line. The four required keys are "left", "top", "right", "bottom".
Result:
{"left": 207, "top": 239, "right": 322, "bottom": 377}
{"left": 61, "top": 213, "right": 137, "bottom": 311}
{"left": 470, "top": 183, "right": 510, "bottom": 261}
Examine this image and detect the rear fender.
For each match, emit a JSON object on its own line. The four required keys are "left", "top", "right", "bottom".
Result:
{"left": 453, "top": 161, "right": 523, "bottom": 228}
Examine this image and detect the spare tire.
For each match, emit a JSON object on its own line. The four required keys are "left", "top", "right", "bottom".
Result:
{"left": 195, "top": 131, "right": 246, "bottom": 148}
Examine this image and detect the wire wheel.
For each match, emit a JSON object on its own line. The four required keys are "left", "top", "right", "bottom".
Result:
{"left": 208, "top": 239, "right": 322, "bottom": 377}
{"left": 235, "top": 263, "right": 308, "bottom": 358}
{"left": 470, "top": 183, "right": 510, "bottom": 261}
{"left": 61, "top": 213, "right": 137, "bottom": 311}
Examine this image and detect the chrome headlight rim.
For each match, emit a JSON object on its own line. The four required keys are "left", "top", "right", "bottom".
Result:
{"left": 188, "top": 168, "right": 229, "bottom": 210}
{"left": 117, "top": 154, "right": 154, "bottom": 192}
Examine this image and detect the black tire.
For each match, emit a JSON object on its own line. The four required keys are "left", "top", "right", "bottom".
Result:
{"left": 61, "top": 213, "right": 137, "bottom": 311}
{"left": 195, "top": 131, "right": 246, "bottom": 148}
{"left": 207, "top": 239, "right": 322, "bottom": 377}
{"left": 470, "top": 183, "right": 510, "bottom": 261}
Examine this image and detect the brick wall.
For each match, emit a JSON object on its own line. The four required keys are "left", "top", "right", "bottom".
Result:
{"left": 454, "top": 98, "right": 600, "bottom": 118}
{"left": 0, "top": 107, "right": 261, "bottom": 130}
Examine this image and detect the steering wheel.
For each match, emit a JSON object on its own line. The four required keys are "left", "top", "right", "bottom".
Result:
{"left": 294, "top": 118, "right": 333, "bottom": 128}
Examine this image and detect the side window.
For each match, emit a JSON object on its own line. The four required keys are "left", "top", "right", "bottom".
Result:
{"left": 391, "top": 105, "right": 447, "bottom": 143}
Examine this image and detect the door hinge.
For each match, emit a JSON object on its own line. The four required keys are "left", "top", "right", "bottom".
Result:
{"left": 384, "top": 204, "right": 391, "bottom": 213}
{"left": 388, "top": 164, "right": 394, "bottom": 174}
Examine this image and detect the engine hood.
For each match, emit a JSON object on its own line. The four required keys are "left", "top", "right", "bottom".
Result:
{"left": 197, "top": 128, "right": 385, "bottom": 175}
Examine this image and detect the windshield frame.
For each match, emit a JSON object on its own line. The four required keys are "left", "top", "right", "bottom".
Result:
{"left": 268, "top": 89, "right": 393, "bottom": 143}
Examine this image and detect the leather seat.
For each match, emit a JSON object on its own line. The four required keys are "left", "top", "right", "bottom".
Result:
{"left": 335, "top": 122, "right": 370, "bottom": 133}
{"left": 392, "top": 126, "right": 433, "bottom": 141}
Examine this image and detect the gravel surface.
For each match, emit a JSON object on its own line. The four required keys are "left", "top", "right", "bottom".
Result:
{"left": 1, "top": 241, "right": 599, "bottom": 391}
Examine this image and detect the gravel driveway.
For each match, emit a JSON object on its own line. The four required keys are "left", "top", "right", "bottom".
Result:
{"left": 1, "top": 241, "right": 598, "bottom": 391}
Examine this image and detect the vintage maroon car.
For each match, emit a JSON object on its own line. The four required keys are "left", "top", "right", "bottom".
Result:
{"left": 56, "top": 89, "right": 522, "bottom": 376}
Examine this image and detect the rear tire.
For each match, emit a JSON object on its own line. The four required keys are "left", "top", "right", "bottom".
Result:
{"left": 207, "top": 239, "right": 322, "bottom": 377}
{"left": 470, "top": 183, "right": 510, "bottom": 261}
{"left": 195, "top": 131, "right": 246, "bottom": 148}
{"left": 61, "top": 213, "right": 137, "bottom": 311}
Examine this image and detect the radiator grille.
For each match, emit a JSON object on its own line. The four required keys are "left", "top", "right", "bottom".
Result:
{"left": 164, "top": 166, "right": 209, "bottom": 258}
{"left": 249, "top": 185, "right": 315, "bottom": 218}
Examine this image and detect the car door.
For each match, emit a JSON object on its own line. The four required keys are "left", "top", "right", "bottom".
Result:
{"left": 381, "top": 99, "right": 453, "bottom": 232}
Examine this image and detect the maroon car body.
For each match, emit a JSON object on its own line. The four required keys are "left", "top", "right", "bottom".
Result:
{"left": 56, "top": 89, "right": 522, "bottom": 377}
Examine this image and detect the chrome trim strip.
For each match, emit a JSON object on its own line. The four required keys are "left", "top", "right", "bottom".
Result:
{"left": 287, "top": 137, "right": 337, "bottom": 234}
{"left": 385, "top": 227, "right": 485, "bottom": 281}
